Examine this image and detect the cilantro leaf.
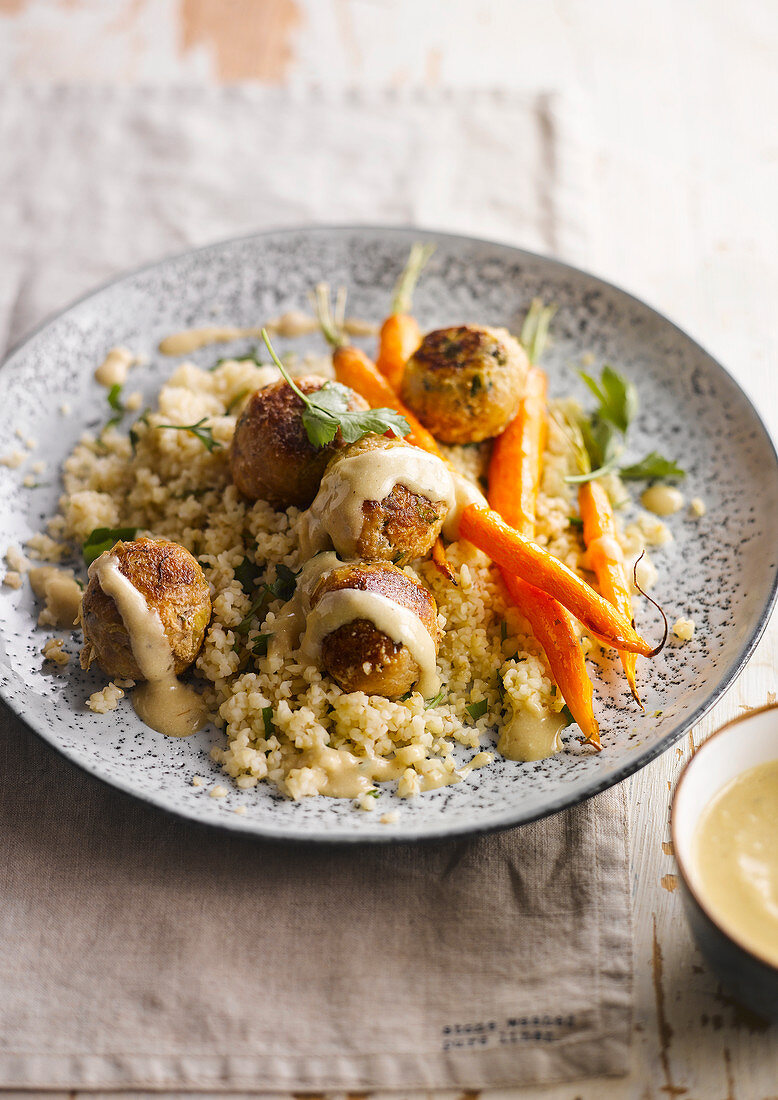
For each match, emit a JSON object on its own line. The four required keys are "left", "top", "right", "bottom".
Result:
{"left": 466, "top": 698, "right": 488, "bottom": 720}
{"left": 261, "top": 329, "right": 410, "bottom": 449}
{"left": 619, "top": 452, "right": 686, "bottom": 481}
{"left": 579, "top": 365, "right": 637, "bottom": 434}
{"left": 156, "top": 417, "right": 222, "bottom": 453}
{"left": 83, "top": 525, "right": 139, "bottom": 565}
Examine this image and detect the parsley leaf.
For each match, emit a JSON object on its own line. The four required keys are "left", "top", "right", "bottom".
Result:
{"left": 234, "top": 556, "right": 261, "bottom": 594}
{"left": 620, "top": 452, "right": 686, "bottom": 481}
{"left": 365, "top": 788, "right": 380, "bottom": 798}
{"left": 250, "top": 633, "right": 272, "bottom": 658}
{"left": 83, "top": 525, "right": 139, "bottom": 565}
{"left": 269, "top": 563, "right": 300, "bottom": 601}
{"left": 102, "top": 383, "right": 126, "bottom": 432}
{"left": 156, "top": 417, "right": 222, "bottom": 453}
{"left": 424, "top": 690, "right": 446, "bottom": 709}
{"left": 261, "top": 329, "right": 410, "bottom": 449}
{"left": 466, "top": 698, "right": 488, "bottom": 721}
{"left": 261, "top": 706, "right": 275, "bottom": 739}
{"left": 560, "top": 704, "right": 576, "bottom": 727}
{"left": 579, "top": 365, "right": 637, "bottom": 434}
{"left": 233, "top": 564, "right": 300, "bottom": 637}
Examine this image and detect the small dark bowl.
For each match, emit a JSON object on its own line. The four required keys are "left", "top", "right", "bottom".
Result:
{"left": 671, "top": 703, "right": 778, "bottom": 1020}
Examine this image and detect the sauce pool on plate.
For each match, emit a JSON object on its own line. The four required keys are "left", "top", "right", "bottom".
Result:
{"left": 693, "top": 759, "right": 778, "bottom": 966}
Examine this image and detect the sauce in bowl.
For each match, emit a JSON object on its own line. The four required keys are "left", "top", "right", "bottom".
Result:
{"left": 693, "top": 759, "right": 778, "bottom": 967}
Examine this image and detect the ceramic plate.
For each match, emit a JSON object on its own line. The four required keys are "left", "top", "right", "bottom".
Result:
{"left": 1, "top": 226, "right": 777, "bottom": 842}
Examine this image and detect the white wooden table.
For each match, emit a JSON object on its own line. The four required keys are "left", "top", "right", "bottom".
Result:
{"left": 2, "top": 1, "right": 777, "bottom": 1095}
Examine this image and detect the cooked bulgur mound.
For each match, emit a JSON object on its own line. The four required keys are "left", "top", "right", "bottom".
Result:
{"left": 45, "top": 355, "right": 652, "bottom": 800}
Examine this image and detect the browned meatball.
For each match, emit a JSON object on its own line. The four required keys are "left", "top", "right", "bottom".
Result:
{"left": 229, "top": 374, "right": 368, "bottom": 509}
{"left": 311, "top": 562, "right": 438, "bottom": 698}
{"left": 323, "top": 434, "right": 449, "bottom": 565}
{"left": 80, "top": 537, "right": 211, "bottom": 680}
{"left": 401, "top": 325, "right": 528, "bottom": 443}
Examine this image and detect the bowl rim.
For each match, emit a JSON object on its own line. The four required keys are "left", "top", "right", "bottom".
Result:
{"left": 2, "top": 222, "right": 778, "bottom": 843}
{"left": 671, "top": 701, "right": 778, "bottom": 972}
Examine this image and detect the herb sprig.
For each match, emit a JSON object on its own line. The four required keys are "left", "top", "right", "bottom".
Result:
{"left": 156, "top": 417, "right": 222, "bottom": 453}
{"left": 261, "top": 328, "right": 409, "bottom": 449}
{"left": 563, "top": 365, "right": 685, "bottom": 485}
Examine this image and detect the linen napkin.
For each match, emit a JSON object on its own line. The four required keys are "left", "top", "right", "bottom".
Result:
{"left": 0, "top": 85, "right": 631, "bottom": 1091}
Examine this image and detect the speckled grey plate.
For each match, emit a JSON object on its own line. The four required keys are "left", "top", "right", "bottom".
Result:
{"left": 1, "top": 226, "right": 777, "bottom": 843}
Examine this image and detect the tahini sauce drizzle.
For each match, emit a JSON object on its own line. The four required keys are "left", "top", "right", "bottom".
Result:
{"left": 90, "top": 553, "right": 206, "bottom": 737}
{"left": 301, "top": 589, "right": 441, "bottom": 698}
{"left": 95, "top": 346, "right": 134, "bottom": 387}
{"left": 693, "top": 759, "right": 778, "bottom": 966}
{"left": 300, "top": 446, "right": 458, "bottom": 558}
{"left": 498, "top": 707, "right": 567, "bottom": 762}
{"left": 641, "top": 485, "right": 684, "bottom": 516}
{"left": 158, "top": 313, "right": 376, "bottom": 356}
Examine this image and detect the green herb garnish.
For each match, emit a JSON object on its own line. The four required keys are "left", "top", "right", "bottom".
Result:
{"left": 568, "top": 516, "right": 584, "bottom": 529}
{"left": 233, "top": 564, "right": 300, "bottom": 636}
{"left": 620, "top": 452, "right": 686, "bottom": 481}
{"left": 234, "top": 556, "right": 261, "bottom": 594}
{"left": 83, "top": 525, "right": 139, "bottom": 565}
{"left": 365, "top": 788, "right": 380, "bottom": 798}
{"left": 261, "top": 328, "right": 409, "bottom": 448}
{"left": 466, "top": 698, "right": 488, "bottom": 721}
{"left": 560, "top": 704, "right": 576, "bottom": 727}
{"left": 156, "top": 417, "right": 222, "bottom": 453}
{"left": 129, "top": 409, "right": 151, "bottom": 453}
{"left": 424, "top": 690, "right": 446, "bottom": 709}
{"left": 225, "top": 388, "right": 250, "bottom": 414}
{"left": 269, "top": 563, "right": 300, "bottom": 601}
{"left": 261, "top": 706, "right": 275, "bottom": 739}
{"left": 102, "top": 383, "right": 126, "bottom": 432}
{"left": 579, "top": 365, "right": 637, "bottom": 434}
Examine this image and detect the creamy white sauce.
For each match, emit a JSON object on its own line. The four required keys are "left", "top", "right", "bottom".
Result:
{"left": 158, "top": 314, "right": 373, "bottom": 356}
{"left": 95, "top": 346, "right": 134, "bottom": 387}
{"left": 300, "top": 446, "right": 458, "bottom": 559}
{"left": 446, "top": 470, "right": 488, "bottom": 539}
{"left": 300, "top": 588, "right": 440, "bottom": 698}
{"left": 641, "top": 485, "right": 684, "bottom": 516}
{"left": 29, "top": 566, "right": 83, "bottom": 628}
{"left": 90, "top": 553, "right": 206, "bottom": 738}
{"left": 267, "top": 552, "right": 342, "bottom": 660}
{"left": 498, "top": 707, "right": 567, "bottom": 762}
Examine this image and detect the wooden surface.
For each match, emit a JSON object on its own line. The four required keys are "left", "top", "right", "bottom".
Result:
{"left": 2, "top": 1, "right": 778, "bottom": 1096}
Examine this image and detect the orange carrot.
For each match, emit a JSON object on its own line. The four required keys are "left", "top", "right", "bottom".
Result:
{"left": 488, "top": 366, "right": 547, "bottom": 531}
{"left": 332, "top": 344, "right": 444, "bottom": 457}
{"left": 579, "top": 479, "right": 642, "bottom": 706}
{"left": 502, "top": 571, "right": 600, "bottom": 747}
{"left": 376, "top": 313, "right": 421, "bottom": 391}
{"left": 488, "top": 366, "right": 599, "bottom": 747}
{"left": 375, "top": 243, "right": 433, "bottom": 391}
{"left": 459, "top": 504, "right": 654, "bottom": 656}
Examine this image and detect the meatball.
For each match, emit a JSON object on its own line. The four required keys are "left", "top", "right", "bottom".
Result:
{"left": 80, "top": 537, "right": 211, "bottom": 680}
{"left": 229, "top": 374, "right": 369, "bottom": 510}
{"left": 309, "top": 562, "right": 438, "bottom": 698}
{"left": 401, "top": 325, "right": 529, "bottom": 443}
{"left": 317, "top": 433, "right": 450, "bottom": 565}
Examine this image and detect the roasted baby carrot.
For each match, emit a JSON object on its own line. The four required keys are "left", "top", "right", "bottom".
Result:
{"left": 458, "top": 504, "right": 654, "bottom": 656}
{"left": 375, "top": 243, "right": 434, "bottom": 391}
{"left": 488, "top": 365, "right": 599, "bottom": 747}
{"left": 501, "top": 571, "right": 600, "bottom": 748}
{"left": 488, "top": 366, "right": 547, "bottom": 531}
{"left": 579, "top": 478, "right": 642, "bottom": 706}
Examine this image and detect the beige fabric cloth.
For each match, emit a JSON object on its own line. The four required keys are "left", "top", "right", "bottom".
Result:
{"left": 0, "top": 86, "right": 631, "bottom": 1091}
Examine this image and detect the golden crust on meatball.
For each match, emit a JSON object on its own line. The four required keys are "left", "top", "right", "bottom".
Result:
{"left": 312, "top": 561, "right": 438, "bottom": 698}
{"left": 80, "top": 537, "right": 211, "bottom": 680}
{"left": 229, "top": 374, "right": 368, "bottom": 510}
{"left": 401, "top": 325, "right": 529, "bottom": 443}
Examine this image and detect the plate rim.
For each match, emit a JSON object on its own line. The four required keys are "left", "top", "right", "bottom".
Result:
{"left": 2, "top": 222, "right": 777, "bottom": 844}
